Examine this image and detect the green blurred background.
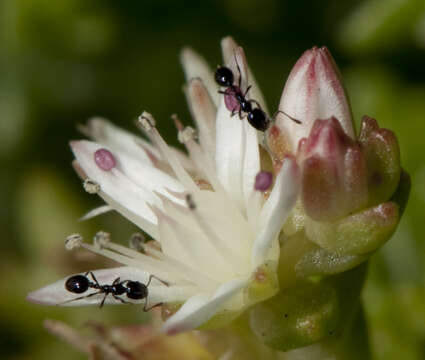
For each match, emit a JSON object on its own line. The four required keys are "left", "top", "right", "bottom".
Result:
{"left": 1, "top": 0, "right": 425, "bottom": 359}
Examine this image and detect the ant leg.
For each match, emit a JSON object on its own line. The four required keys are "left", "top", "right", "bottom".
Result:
{"left": 234, "top": 53, "right": 242, "bottom": 89}
{"left": 86, "top": 271, "right": 101, "bottom": 288}
{"left": 99, "top": 293, "right": 110, "bottom": 308}
{"left": 112, "top": 277, "right": 121, "bottom": 285}
{"left": 60, "top": 290, "right": 103, "bottom": 305}
{"left": 143, "top": 297, "right": 163, "bottom": 312}
{"left": 248, "top": 99, "right": 262, "bottom": 109}
{"left": 244, "top": 85, "right": 252, "bottom": 97}
{"left": 113, "top": 295, "right": 132, "bottom": 305}
{"left": 218, "top": 90, "right": 226, "bottom": 95}
{"left": 231, "top": 109, "right": 237, "bottom": 117}
{"left": 146, "top": 274, "right": 169, "bottom": 287}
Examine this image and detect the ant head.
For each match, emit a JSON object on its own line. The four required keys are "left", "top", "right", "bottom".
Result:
{"left": 215, "top": 66, "right": 234, "bottom": 87}
{"left": 65, "top": 275, "right": 89, "bottom": 294}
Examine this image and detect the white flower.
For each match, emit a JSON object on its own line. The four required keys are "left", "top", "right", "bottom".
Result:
{"left": 27, "top": 37, "right": 300, "bottom": 335}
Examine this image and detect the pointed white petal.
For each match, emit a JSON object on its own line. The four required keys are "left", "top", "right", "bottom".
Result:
{"left": 215, "top": 89, "right": 245, "bottom": 210}
{"left": 162, "top": 278, "right": 247, "bottom": 334}
{"left": 71, "top": 141, "right": 160, "bottom": 226}
{"left": 158, "top": 197, "right": 238, "bottom": 282}
{"left": 180, "top": 47, "right": 219, "bottom": 105}
{"left": 26, "top": 267, "right": 191, "bottom": 307}
{"left": 27, "top": 267, "right": 157, "bottom": 306}
{"left": 185, "top": 78, "right": 216, "bottom": 156}
{"left": 81, "top": 117, "right": 158, "bottom": 164}
{"left": 221, "top": 37, "right": 269, "bottom": 114}
{"left": 79, "top": 204, "right": 113, "bottom": 221}
{"left": 252, "top": 158, "right": 300, "bottom": 268}
{"left": 242, "top": 117, "right": 261, "bottom": 212}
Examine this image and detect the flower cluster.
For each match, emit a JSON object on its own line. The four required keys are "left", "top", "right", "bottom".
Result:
{"left": 27, "top": 37, "right": 408, "bottom": 355}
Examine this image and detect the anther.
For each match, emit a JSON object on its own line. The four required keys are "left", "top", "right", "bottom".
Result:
{"left": 178, "top": 127, "right": 197, "bottom": 144}
{"left": 129, "top": 233, "right": 146, "bottom": 252}
{"left": 93, "top": 231, "right": 111, "bottom": 250}
{"left": 94, "top": 148, "right": 116, "bottom": 171}
{"left": 65, "top": 233, "right": 83, "bottom": 251}
{"left": 254, "top": 171, "right": 273, "bottom": 191}
{"left": 83, "top": 179, "right": 100, "bottom": 194}
{"left": 185, "top": 194, "right": 196, "bottom": 210}
{"left": 136, "top": 112, "right": 156, "bottom": 132}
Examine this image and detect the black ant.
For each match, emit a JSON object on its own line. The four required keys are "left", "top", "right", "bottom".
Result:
{"left": 63, "top": 271, "right": 167, "bottom": 311}
{"left": 215, "top": 59, "right": 301, "bottom": 131}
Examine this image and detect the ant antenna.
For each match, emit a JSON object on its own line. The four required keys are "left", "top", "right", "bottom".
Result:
{"left": 275, "top": 110, "right": 302, "bottom": 124}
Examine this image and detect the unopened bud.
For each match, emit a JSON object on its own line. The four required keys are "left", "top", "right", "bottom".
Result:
{"left": 359, "top": 115, "right": 401, "bottom": 207}
{"left": 299, "top": 117, "right": 368, "bottom": 221}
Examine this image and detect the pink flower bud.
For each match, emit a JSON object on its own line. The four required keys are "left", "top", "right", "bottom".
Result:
{"left": 359, "top": 115, "right": 401, "bottom": 207}
{"left": 299, "top": 117, "right": 368, "bottom": 221}
{"left": 270, "top": 47, "right": 354, "bottom": 158}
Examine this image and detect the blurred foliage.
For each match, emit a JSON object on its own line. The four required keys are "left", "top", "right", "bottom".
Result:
{"left": 0, "top": 0, "right": 424, "bottom": 359}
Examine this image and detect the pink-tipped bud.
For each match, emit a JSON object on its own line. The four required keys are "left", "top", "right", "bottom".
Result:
{"left": 270, "top": 46, "right": 354, "bottom": 158}
{"left": 299, "top": 117, "right": 368, "bottom": 221}
{"left": 358, "top": 116, "right": 401, "bottom": 207}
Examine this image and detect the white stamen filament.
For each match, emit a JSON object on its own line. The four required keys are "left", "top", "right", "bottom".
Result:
{"left": 136, "top": 112, "right": 198, "bottom": 191}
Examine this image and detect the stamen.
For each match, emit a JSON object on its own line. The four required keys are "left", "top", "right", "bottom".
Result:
{"left": 83, "top": 178, "right": 100, "bottom": 194}
{"left": 136, "top": 112, "right": 198, "bottom": 191}
{"left": 94, "top": 148, "right": 116, "bottom": 171}
{"left": 65, "top": 233, "right": 83, "bottom": 250}
{"left": 80, "top": 240, "right": 215, "bottom": 289}
{"left": 174, "top": 120, "right": 226, "bottom": 194}
{"left": 129, "top": 233, "right": 146, "bottom": 252}
{"left": 93, "top": 231, "right": 111, "bottom": 250}
{"left": 254, "top": 171, "right": 273, "bottom": 191}
{"left": 177, "top": 126, "right": 197, "bottom": 145}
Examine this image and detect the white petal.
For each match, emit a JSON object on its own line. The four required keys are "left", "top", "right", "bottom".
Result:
{"left": 184, "top": 78, "right": 216, "bottom": 156}
{"left": 81, "top": 117, "right": 158, "bottom": 164}
{"left": 26, "top": 267, "right": 193, "bottom": 307}
{"left": 162, "top": 278, "right": 247, "bottom": 334}
{"left": 221, "top": 37, "right": 269, "bottom": 114}
{"left": 215, "top": 90, "right": 245, "bottom": 210}
{"left": 242, "top": 117, "right": 261, "bottom": 212}
{"left": 252, "top": 158, "right": 300, "bottom": 268}
{"left": 71, "top": 140, "right": 185, "bottom": 233}
{"left": 79, "top": 204, "right": 113, "bottom": 221}
{"left": 158, "top": 196, "right": 239, "bottom": 282}
{"left": 72, "top": 147, "right": 158, "bottom": 236}
{"left": 180, "top": 47, "right": 219, "bottom": 105}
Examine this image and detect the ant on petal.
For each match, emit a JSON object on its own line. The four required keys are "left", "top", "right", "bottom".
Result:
{"left": 215, "top": 56, "right": 301, "bottom": 131}
{"left": 63, "top": 271, "right": 167, "bottom": 311}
